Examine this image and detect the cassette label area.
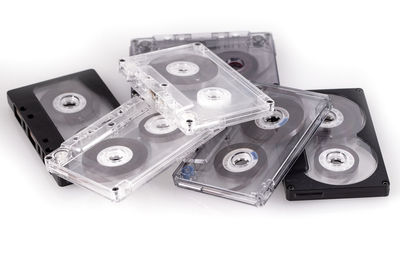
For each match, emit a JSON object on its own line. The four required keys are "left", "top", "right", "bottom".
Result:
{"left": 173, "top": 85, "right": 331, "bottom": 206}
{"left": 129, "top": 31, "right": 279, "bottom": 85}
{"left": 120, "top": 43, "right": 275, "bottom": 135}
{"left": 45, "top": 97, "right": 220, "bottom": 201}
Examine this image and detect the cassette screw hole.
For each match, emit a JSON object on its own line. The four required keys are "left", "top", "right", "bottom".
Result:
{"left": 45, "top": 155, "right": 52, "bottom": 160}
{"left": 19, "top": 106, "right": 26, "bottom": 111}
{"left": 194, "top": 42, "right": 201, "bottom": 46}
{"left": 108, "top": 122, "right": 115, "bottom": 127}
{"left": 287, "top": 185, "right": 294, "bottom": 191}
{"left": 27, "top": 114, "right": 34, "bottom": 119}
{"left": 112, "top": 187, "right": 119, "bottom": 192}
{"left": 119, "top": 59, "right": 125, "bottom": 62}
{"left": 73, "top": 137, "right": 78, "bottom": 140}
{"left": 161, "top": 83, "right": 168, "bottom": 87}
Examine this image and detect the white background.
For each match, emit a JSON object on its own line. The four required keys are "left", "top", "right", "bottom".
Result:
{"left": 0, "top": 1, "right": 399, "bottom": 266}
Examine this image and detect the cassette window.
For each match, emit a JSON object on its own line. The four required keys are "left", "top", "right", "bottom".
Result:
{"left": 130, "top": 31, "right": 279, "bottom": 85}
{"left": 173, "top": 85, "right": 331, "bottom": 206}
{"left": 120, "top": 43, "right": 275, "bottom": 135}
{"left": 45, "top": 97, "right": 220, "bottom": 201}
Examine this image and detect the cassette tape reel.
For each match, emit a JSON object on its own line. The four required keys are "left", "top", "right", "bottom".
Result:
{"left": 7, "top": 70, "right": 120, "bottom": 186}
{"left": 45, "top": 97, "right": 219, "bottom": 201}
{"left": 120, "top": 43, "right": 275, "bottom": 135}
{"left": 173, "top": 85, "right": 331, "bottom": 206}
{"left": 130, "top": 31, "right": 279, "bottom": 85}
{"left": 284, "top": 89, "right": 390, "bottom": 200}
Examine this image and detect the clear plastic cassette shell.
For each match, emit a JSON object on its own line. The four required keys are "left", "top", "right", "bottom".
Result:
{"left": 173, "top": 85, "right": 331, "bottom": 206}
{"left": 130, "top": 31, "right": 279, "bottom": 85}
{"left": 120, "top": 43, "right": 275, "bottom": 135}
{"left": 45, "top": 97, "right": 220, "bottom": 201}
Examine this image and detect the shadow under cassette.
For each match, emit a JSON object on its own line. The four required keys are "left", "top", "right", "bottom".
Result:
{"left": 284, "top": 88, "right": 390, "bottom": 200}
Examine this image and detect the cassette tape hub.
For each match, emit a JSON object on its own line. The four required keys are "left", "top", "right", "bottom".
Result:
{"left": 130, "top": 31, "right": 279, "bottom": 85}
{"left": 7, "top": 69, "right": 120, "bottom": 186}
{"left": 173, "top": 85, "right": 331, "bottom": 206}
{"left": 45, "top": 96, "right": 221, "bottom": 201}
{"left": 120, "top": 43, "right": 275, "bottom": 135}
{"left": 284, "top": 88, "right": 390, "bottom": 200}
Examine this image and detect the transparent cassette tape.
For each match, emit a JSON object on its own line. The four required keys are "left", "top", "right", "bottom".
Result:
{"left": 45, "top": 96, "right": 220, "bottom": 201}
{"left": 173, "top": 85, "right": 331, "bottom": 206}
{"left": 120, "top": 43, "right": 275, "bottom": 135}
{"left": 130, "top": 31, "right": 279, "bottom": 85}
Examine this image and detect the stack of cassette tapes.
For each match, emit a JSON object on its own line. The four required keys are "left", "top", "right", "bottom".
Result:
{"left": 7, "top": 31, "right": 390, "bottom": 206}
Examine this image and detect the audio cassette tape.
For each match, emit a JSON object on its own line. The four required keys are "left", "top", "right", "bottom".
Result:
{"left": 130, "top": 31, "right": 279, "bottom": 85}
{"left": 284, "top": 88, "right": 390, "bottom": 200}
{"left": 45, "top": 96, "right": 220, "bottom": 201}
{"left": 7, "top": 69, "right": 120, "bottom": 186}
{"left": 120, "top": 43, "right": 275, "bottom": 135}
{"left": 172, "top": 85, "right": 331, "bottom": 206}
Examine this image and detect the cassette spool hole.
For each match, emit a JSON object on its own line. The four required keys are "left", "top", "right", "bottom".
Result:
{"left": 255, "top": 107, "right": 289, "bottom": 129}
{"left": 319, "top": 148, "right": 355, "bottom": 172}
{"left": 266, "top": 115, "right": 280, "bottom": 123}
{"left": 226, "top": 57, "right": 245, "bottom": 71}
{"left": 232, "top": 152, "right": 252, "bottom": 166}
{"left": 324, "top": 112, "right": 336, "bottom": 123}
{"left": 53, "top": 92, "right": 87, "bottom": 114}
{"left": 197, "top": 87, "right": 232, "bottom": 108}
{"left": 61, "top": 95, "right": 79, "bottom": 108}
{"left": 223, "top": 148, "right": 259, "bottom": 173}
{"left": 144, "top": 114, "right": 177, "bottom": 135}
{"left": 97, "top": 146, "right": 133, "bottom": 167}
{"left": 166, "top": 61, "right": 200, "bottom": 76}
{"left": 321, "top": 108, "right": 344, "bottom": 128}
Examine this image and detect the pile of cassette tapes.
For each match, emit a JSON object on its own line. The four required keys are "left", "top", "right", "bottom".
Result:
{"left": 7, "top": 31, "right": 390, "bottom": 206}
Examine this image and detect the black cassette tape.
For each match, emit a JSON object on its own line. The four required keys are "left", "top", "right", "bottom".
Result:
{"left": 7, "top": 69, "right": 120, "bottom": 186}
{"left": 284, "top": 88, "right": 390, "bottom": 200}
